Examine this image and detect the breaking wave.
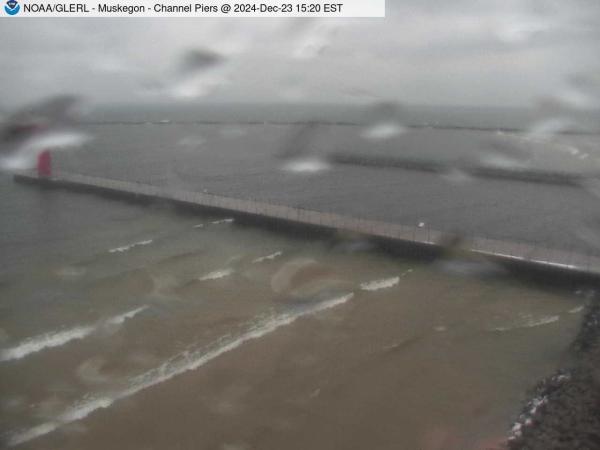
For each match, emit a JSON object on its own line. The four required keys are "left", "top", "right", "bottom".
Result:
{"left": 360, "top": 276, "right": 400, "bottom": 291}
{"left": 7, "top": 293, "right": 354, "bottom": 446}
{"left": 0, "top": 307, "right": 147, "bottom": 363}
{"left": 492, "top": 315, "right": 560, "bottom": 332}
{"left": 108, "top": 239, "right": 153, "bottom": 254}
{"left": 211, "top": 218, "right": 234, "bottom": 225}
{"left": 252, "top": 251, "right": 283, "bottom": 263}
{"left": 198, "top": 268, "right": 234, "bottom": 281}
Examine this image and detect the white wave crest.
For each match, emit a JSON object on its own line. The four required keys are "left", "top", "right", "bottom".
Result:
{"left": 108, "top": 239, "right": 153, "bottom": 254}
{"left": 360, "top": 276, "right": 400, "bottom": 291}
{"left": 492, "top": 315, "right": 560, "bottom": 332}
{"left": 211, "top": 218, "right": 234, "bottom": 225}
{"left": 0, "top": 326, "right": 95, "bottom": 363}
{"left": 199, "top": 268, "right": 234, "bottom": 281}
{"left": 8, "top": 293, "right": 354, "bottom": 446}
{"left": 0, "top": 307, "right": 147, "bottom": 363}
{"left": 252, "top": 251, "right": 283, "bottom": 264}
{"left": 105, "top": 306, "right": 148, "bottom": 326}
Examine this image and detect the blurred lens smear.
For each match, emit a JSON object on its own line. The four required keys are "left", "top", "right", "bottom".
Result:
{"left": 1, "top": 2, "right": 600, "bottom": 450}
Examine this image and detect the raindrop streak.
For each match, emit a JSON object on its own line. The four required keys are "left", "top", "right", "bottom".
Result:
{"left": 555, "top": 73, "right": 600, "bottom": 110}
{"left": 581, "top": 179, "right": 600, "bottom": 199}
{"left": 142, "top": 48, "right": 228, "bottom": 100}
{"left": 480, "top": 136, "right": 530, "bottom": 167}
{"left": 172, "top": 48, "right": 227, "bottom": 99}
{"left": 0, "top": 95, "right": 89, "bottom": 170}
{"left": 576, "top": 218, "right": 600, "bottom": 250}
{"left": 177, "top": 136, "right": 206, "bottom": 149}
{"left": 277, "top": 122, "right": 320, "bottom": 160}
{"left": 281, "top": 158, "right": 331, "bottom": 174}
{"left": 442, "top": 168, "right": 474, "bottom": 185}
{"left": 361, "top": 101, "right": 406, "bottom": 141}
{"left": 361, "top": 122, "right": 406, "bottom": 140}
{"left": 527, "top": 117, "right": 576, "bottom": 139}
{"left": 178, "top": 48, "right": 224, "bottom": 75}
{"left": 493, "top": 16, "right": 549, "bottom": 44}
{"left": 1, "top": 131, "right": 90, "bottom": 170}
{"left": 292, "top": 22, "right": 338, "bottom": 59}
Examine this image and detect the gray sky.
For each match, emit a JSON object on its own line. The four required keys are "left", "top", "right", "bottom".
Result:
{"left": 1, "top": 0, "right": 599, "bottom": 109}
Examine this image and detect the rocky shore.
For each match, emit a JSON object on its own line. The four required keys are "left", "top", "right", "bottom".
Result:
{"left": 508, "top": 299, "right": 600, "bottom": 450}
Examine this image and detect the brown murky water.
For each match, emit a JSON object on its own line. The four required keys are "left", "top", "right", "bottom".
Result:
{"left": 0, "top": 185, "right": 584, "bottom": 449}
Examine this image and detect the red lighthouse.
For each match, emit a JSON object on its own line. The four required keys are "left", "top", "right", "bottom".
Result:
{"left": 37, "top": 150, "right": 52, "bottom": 177}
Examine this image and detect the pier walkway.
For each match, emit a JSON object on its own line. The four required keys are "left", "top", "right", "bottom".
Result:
{"left": 13, "top": 170, "right": 600, "bottom": 278}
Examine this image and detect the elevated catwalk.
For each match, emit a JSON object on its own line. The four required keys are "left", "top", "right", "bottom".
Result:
{"left": 14, "top": 170, "right": 600, "bottom": 280}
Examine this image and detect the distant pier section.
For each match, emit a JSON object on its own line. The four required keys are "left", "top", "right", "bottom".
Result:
{"left": 13, "top": 170, "right": 600, "bottom": 279}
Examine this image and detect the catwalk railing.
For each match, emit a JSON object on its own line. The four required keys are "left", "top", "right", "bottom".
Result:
{"left": 13, "top": 170, "right": 600, "bottom": 277}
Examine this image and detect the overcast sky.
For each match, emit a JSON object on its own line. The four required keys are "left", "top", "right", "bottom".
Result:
{"left": 1, "top": 0, "right": 599, "bottom": 109}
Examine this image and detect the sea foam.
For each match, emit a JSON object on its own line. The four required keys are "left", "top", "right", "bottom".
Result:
{"left": 0, "top": 307, "right": 147, "bottom": 363}
{"left": 360, "top": 276, "right": 400, "bottom": 291}
{"left": 8, "top": 293, "right": 354, "bottom": 446}
{"left": 109, "top": 239, "right": 153, "bottom": 254}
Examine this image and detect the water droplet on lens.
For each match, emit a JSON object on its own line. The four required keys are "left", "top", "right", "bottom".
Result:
{"left": 527, "top": 117, "right": 576, "bottom": 139}
{"left": 442, "top": 167, "right": 473, "bottom": 184}
{"left": 282, "top": 157, "right": 330, "bottom": 174}
{"left": 278, "top": 122, "right": 319, "bottom": 160}
{"left": 577, "top": 220, "right": 600, "bottom": 249}
{"left": 178, "top": 48, "right": 224, "bottom": 75}
{"left": 493, "top": 16, "right": 549, "bottom": 44}
{"left": 480, "top": 136, "right": 530, "bottom": 168}
{"left": 219, "top": 125, "right": 247, "bottom": 139}
{"left": 0, "top": 95, "right": 90, "bottom": 170}
{"left": 581, "top": 177, "right": 600, "bottom": 199}
{"left": 361, "top": 102, "right": 406, "bottom": 141}
{"left": 177, "top": 136, "right": 205, "bottom": 150}
{"left": 361, "top": 122, "right": 406, "bottom": 140}
{"left": 145, "top": 48, "right": 229, "bottom": 100}
{"left": 292, "top": 22, "right": 338, "bottom": 59}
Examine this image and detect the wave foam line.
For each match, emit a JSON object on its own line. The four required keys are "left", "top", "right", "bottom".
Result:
{"left": 105, "top": 306, "right": 148, "bottom": 326}
{"left": 8, "top": 293, "right": 353, "bottom": 446}
{"left": 493, "top": 315, "right": 560, "bottom": 332}
{"left": 0, "top": 307, "right": 147, "bottom": 363}
{"left": 360, "top": 276, "right": 400, "bottom": 291}
{"left": 359, "top": 269, "right": 412, "bottom": 292}
{"left": 108, "top": 240, "right": 153, "bottom": 254}
{"left": 199, "top": 268, "right": 234, "bottom": 281}
{"left": 211, "top": 218, "right": 234, "bottom": 225}
{"left": 252, "top": 251, "right": 283, "bottom": 263}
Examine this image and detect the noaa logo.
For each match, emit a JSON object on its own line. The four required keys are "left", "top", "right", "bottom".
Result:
{"left": 4, "top": 0, "right": 20, "bottom": 15}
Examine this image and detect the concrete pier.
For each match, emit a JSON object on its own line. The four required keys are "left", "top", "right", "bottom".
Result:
{"left": 13, "top": 170, "right": 600, "bottom": 279}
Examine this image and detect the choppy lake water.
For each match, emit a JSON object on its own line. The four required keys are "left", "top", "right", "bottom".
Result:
{"left": 0, "top": 171, "right": 585, "bottom": 449}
